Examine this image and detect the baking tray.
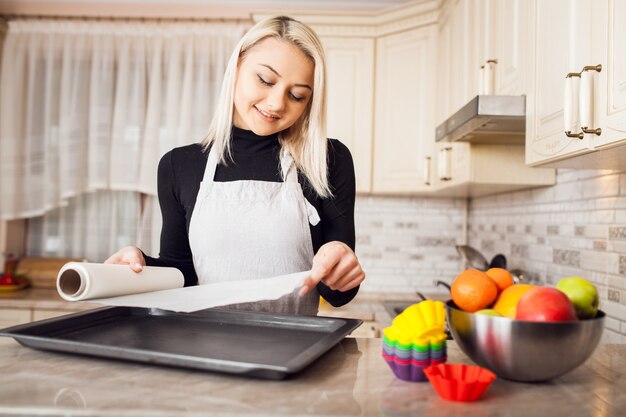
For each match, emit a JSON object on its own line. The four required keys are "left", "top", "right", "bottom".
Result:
{"left": 0, "top": 306, "right": 362, "bottom": 379}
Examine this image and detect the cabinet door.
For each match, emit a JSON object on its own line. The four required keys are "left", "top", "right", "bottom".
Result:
{"left": 434, "top": 142, "right": 470, "bottom": 189}
{"left": 439, "top": 0, "right": 474, "bottom": 115}
{"left": 436, "top": 6, "right": 452, "bottom": 125}
{"left": 526, "top": 0, "right": 595, "bottom": 166}
{"left": 493, "top": 0, "right": 528, "bottom": 95}
{"left": 469, "top": 0, "right": 494, "bottom": 97}
{"left": 373, "top": 26, "right": 437, "bottom": 193}
{"left": 322, "top": 37, "right": 375, "bottom": 193}
{"left": 593, "top": 0, "right": 626, "bottom": 149}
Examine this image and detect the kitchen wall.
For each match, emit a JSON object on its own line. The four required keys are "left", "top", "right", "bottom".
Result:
{"left": 354, "top": 195, "right": 466, "bottom": 294}
{"left": 468, "top": 169, "right": 626, "bottom": 343}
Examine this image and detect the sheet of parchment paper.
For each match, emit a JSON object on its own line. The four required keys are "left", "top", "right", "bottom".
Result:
{"left": 57, "top": 262, "right": 309, "bottom": 313}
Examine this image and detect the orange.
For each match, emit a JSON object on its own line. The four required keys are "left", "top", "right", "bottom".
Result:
{"left": 492, "top": 284, "right": 535, "bottom": 318}
{"left": 486, "top": 268, "right": 515, "bottom": 294}
{"left": 451, "top": 269, "right": 498, "bottom": 313}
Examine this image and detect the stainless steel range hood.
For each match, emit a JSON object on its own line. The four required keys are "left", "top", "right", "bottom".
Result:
{"left": 435, "top": 95, "right": 526, "bottom": 144}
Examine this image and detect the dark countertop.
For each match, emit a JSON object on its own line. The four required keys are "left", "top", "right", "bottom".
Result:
{"left": 0, "top": 336, "right": 624, "bottom": 416}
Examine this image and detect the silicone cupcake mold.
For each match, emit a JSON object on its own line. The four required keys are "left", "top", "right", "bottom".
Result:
{"left": 424, "top": 363, "right": 496, "bottom": 402}
{"left": 382, "top": 300, "right": 448, "bottom": 382}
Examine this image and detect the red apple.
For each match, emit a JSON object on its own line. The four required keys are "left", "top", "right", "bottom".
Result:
{"left": 0, "top": 273, "right": 16, "bottom": 286}
{"left": 515, "top": 287, "right": 577, "bottom": 322}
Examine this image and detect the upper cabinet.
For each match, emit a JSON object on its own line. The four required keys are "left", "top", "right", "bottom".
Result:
{"left": 299, "top": 1, "right": 441, "bottom": 195}
{"left": 437, "top": 0, "right": 473, "bottom": 124}
{"left": 438, "top": 0, "right": 530, "bottom": 125}
{"left": 268, "top": 0, "right": 556, "bottom": 196}
{"left": 321, "top": 37, "right": 375, "bottom": 193}
{"left": 591, "top": 0, "right": 626, "bottom": 153}
{"left": 372, "top": 25, "right": 438, "bottom": 194}
{"left": 482, "top": 0, "right": 529, "bottom": 95}
{"left": 526, "top": 0, "right": 626, "bottom": 168}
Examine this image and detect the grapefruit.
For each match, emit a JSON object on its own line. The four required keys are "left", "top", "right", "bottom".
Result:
{"left": 493, "top": 284, "right": 535, "bottom": 318}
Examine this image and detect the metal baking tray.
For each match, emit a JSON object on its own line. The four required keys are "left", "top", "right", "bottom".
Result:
{"left": 0, "top": 306, "right": 362, "bottom": 379}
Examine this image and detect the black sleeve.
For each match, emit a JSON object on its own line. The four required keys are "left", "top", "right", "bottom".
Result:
{"left": 143, "top": 151, "right": 198, "bottom": 287}
{"left": 316, "top": 139, "right": 360, "bottom": 307}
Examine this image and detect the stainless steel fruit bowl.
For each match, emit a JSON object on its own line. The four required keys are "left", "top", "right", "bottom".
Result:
{"left": 445, "top": 300, "right": 605, "bottom": 382}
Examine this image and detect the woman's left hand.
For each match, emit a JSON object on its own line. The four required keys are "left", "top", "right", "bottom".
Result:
{"left": 299, "top": 241, "right": 365, "bottom": 296}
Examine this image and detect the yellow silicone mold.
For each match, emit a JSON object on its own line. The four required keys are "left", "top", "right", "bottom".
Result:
{"left": 391, "top": 300, "right": 446, "bottom": 340}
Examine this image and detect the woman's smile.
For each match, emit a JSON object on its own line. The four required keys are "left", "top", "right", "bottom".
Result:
{"left": 254, "top": 105, "right": 281, "bottom": 121}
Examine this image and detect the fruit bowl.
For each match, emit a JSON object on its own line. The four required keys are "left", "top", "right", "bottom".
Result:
{"left": 446, "top": 300, "right": 605, "bottom": 382}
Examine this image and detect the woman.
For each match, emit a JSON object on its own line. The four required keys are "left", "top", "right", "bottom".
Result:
{"left": 105, "top": 16, "right": 365, "bottom": 315}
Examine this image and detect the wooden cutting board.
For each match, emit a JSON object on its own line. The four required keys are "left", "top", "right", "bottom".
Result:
{"left": 15, "top": 257, "right": 84, "bottom": 289}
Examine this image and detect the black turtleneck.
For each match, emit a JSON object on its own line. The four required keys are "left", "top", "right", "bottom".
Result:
{"left": 143, "top": 127, "right": 359, "bottom": 308}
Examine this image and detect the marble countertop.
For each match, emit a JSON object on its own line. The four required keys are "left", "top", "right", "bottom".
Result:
{"left": 0, "top": 336, "right": 624, "bottom": 416}
{"left": 0, "top": 287, "right": 100, "bottom": 311}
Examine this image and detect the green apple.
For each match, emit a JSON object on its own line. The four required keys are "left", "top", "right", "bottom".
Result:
{"left": 475, "top": 309, "right": 502, "bottom": 317}
{"left": 556, "top": 277, "right": 599, "bottom": 319}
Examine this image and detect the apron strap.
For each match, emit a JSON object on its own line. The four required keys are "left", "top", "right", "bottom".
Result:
{"left": 203, "top": 144, "right": 220, "bottom": 182}
{"left": 280, "top": 148, "right": 319, "bottom": 226}
{"left": 280, "top": 148, "right": 298, "bottom": 183}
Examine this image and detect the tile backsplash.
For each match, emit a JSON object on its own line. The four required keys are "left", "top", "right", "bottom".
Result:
{"left": 355, "top": 169, "right": 626, "bottom": 342}
{"left": 355, "top": 196, "right": 465, "bottom": 294}
{"left": 469, "top": 169, "right": 626, "bottom": 343}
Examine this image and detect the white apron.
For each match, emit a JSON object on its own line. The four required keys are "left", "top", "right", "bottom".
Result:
{"left": 188, "top": 144, "right": 321, "bottom": 316}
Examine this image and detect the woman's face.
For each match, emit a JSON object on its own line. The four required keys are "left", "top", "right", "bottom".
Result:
{"left": 233, "top": 37, "right": 314, "bottom": 136}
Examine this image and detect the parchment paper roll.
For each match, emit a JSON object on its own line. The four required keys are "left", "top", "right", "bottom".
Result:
{"left": 57, "top": 262, "right": 184, "bottom": 302}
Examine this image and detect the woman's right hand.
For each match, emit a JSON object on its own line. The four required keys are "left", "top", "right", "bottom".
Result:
{"left": 104, "top": 246, "right": 145, "bottom": 273}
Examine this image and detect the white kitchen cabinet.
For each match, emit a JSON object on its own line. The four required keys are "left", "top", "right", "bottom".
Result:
{"left": 433, "top": 143, "right": 555, "bottom": 197}
{"left": 438, "top": 0, "right": 528, "bottom": 120}
{"left": 525, "top": 0, "right": 594, "bottom": 166}
{"left": 321, "top": 37, "right": 375, "bottom": 193}
{"left": 437, "top": 0, "right": 473, "bottom": 124}
{"left": 526, "top": 0, "right": 626, "bottom": 168}
{"left": 591, "top": 0, "right": 626, "bottom": 152}
{"left": 478, "top": 0, "right": 529, "bottom": 95}
{"left": 372, "top": 25, "right": 438, "bottom": 193}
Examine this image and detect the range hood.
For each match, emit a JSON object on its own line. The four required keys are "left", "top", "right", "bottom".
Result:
{"left": 436, "top": 95, "right": 526, "bottom": 144}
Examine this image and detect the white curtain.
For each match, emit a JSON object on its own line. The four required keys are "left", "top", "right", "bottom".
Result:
{"left": 0, "top": 19, "right": 247, "bottom": 261}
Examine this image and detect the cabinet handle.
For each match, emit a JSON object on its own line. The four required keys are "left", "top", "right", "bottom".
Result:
{"left": 438, "top": 147, "right": 452, "bottom": 181}
{"left": 479, "top": 59, "right": 497, "bottom": 95}
{"left": 563, "top": 73, "right": 582, "bottom": 139}
{"left": 424, "top": 156, "right": 432, "bottom": 186}
{"left": 580, "top": 64, "right": 602, "bottom": 136}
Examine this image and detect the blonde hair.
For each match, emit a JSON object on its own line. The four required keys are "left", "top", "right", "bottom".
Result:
{"left": 201, "top": 16, "right": 331, "bottom": 198}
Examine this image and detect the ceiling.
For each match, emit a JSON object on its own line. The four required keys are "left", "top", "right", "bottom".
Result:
{"left": 0, "top": 0, "right": 420, "bottom": 13}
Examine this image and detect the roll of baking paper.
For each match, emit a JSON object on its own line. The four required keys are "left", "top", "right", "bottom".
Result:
{"left": 580, "top": 70, "right": 594, "bottom": 129}
{"left": 57, "top": 262, "right": 309, "bottom": 313}
{"left": 57, "top": 262, "right": 184, "bottom": 302}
